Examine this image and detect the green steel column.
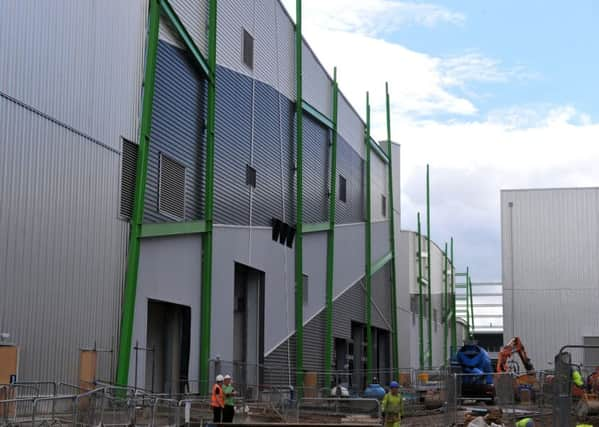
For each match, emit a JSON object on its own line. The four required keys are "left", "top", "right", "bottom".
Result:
{"left": 417, "top": 213, "right": 424, "bottom": 370}
{"left": 115, "top": 0, "right": 160, "bottom": 386}
{"left": 468, "top": 272, "right": 475, "bottom": 338}
{"left": 426, "top": 165, "right": 432, "bottom": 369}
{"left": 365, "top": 92, "right": 373, "bottom": 376}
{"left": 450, "top": 238, "right": 457, "bottom": 352}
{"left": 199, "top": 0, "right": 218, "bottom": 394}
{"left": 443, "top": 242, "right": 448, "bottom": 365}
{"left": 324, "top": 68, "right": 338, "bottom": 389}
{"left": 294, "top": 0, "right": 305, "bottom": 392}
{"left": 465, "top": 266, "right": 471, "bottom": 337}
{"left": 385, "top": 83, "right": 399, "bottom": 377}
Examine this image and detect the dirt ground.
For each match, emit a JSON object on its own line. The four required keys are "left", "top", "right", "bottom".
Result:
{"left": 400, "top": 411, "right": 599, "bottom": 426}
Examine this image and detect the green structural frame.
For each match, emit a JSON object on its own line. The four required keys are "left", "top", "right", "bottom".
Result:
{"left": 385, "top": 82, "right": 400, "bottom": 377}
{"left": 443, "top": 242, "right": 449, "bottom": 365}
{"left": 323, "top": 68, "right": 339, "bottom": 389}
{"left": 295, "top": 0, "right": 305, "bottom": 393}
{"left": 365, "top": 92, "right": 373, "bottom": 374}
{"left": 426, "top": 164, "right": 432, "bottom": 369}
{"left": 417, "top": 212, "right": 424, "bottom": 369}
{"left": 115, "top": 0, "right": 218, "bottom": 390}
{"left": 450, "top": 238, "right": 457, "bottom": 352}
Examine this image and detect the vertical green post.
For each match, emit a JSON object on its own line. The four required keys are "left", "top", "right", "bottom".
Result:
{"left": 465, "top": 266, "right": 471, "bottom": 337}
{"left": 115, "top": 0, "right": 160, "bottom": 386}
{"left": 443, "top": 242, "right": 448, "bottom": 365}
{"left": 426, "top": 165, "right": 432, "bottom": 369}
{"left": 417, "top": 213, "right": 424, "bottom": 370}
{"left": 468, "top": 272, "right": 475, "bottom": 338}
{"left": 365, "top": 92, "right": 373, "bottom": 376}
{"left": 324, "top": 68, "right": 338, "bottom": 389}
{"left": 385, "top": 83, "right": 399, "bottom": 377}
{"left": 294, "top": 0, "right": 305, "bottom": 392}
{"left": 199, "top": 0, "right": 218, "bottom": 394}
{"left": 450, "top": 238, "right": 457, "bottom": 352}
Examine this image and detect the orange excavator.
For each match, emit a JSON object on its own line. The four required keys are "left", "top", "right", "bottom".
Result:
{"left": 496, "top": 337, "right": 535, "bottom": 379}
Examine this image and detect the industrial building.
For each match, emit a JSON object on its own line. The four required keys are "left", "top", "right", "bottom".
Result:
{"left": 0, "top": 0, "right": 466, "bottom": 394}
{"left": 501, "top": 187, "right": 599, "bottom": 370}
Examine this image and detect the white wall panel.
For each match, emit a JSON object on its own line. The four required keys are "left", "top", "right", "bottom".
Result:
{"left": 216, "top": 0, "right": 255, "bottom": 78}
{"left": 302, "top": 44, "right": 332, "bottom": 118}
{"left": 333, "top": 223, "right": 366, "bottom": 298}
{"left": 338, "top": 93, "right": 365, "bottom": 159}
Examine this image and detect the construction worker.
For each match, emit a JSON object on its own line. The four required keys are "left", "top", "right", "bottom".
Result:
{"left": 515, "top": 417, "right": 534, "bottom": 427}
{"left": 222, "top": 374, "right": 237, "bottom": 423}
{"left": 211, "top": 374, "right": 225, "bottom": 423}
{"left": 381, "top": 381, "right": 403, "bottom": 427}
{"left": 573, "top": 366, "right": 584, "bottom": 388}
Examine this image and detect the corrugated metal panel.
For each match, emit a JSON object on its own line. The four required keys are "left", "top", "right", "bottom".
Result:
{"left": 302, "top": 233, "right": 327, "bottom": 322}
{"left": 216, "top": 0, "right": 254, "bottom": 78}
{"left": 501, "top": 188, "right": 599, "bottom": 367}
{"left": 0, "top": 95, "right": 129, "bottom": 382}
{"left": 254, "top": 0, "right": 280, "bottom": 94}
{"left": 371, "top": 221, "right": 391, "bottom": 263}
{"left": 332, "top": 278, "right": 366, "bottom": 339}
{"left": 274, "top": 2, "right": 295, "bottom": 101}
{"left": 336, "top": 137, "right": 364, "bottom": 224}
{"left": 338, "top": 93, "right": 365, "bottom": 159}
{"left": 264, "top": 334, "right": 296, "bottom": 386}
{"left": 371, "top": 154, "right": 388, "bottom": 222}
{"left": 303, "top": 114, "right": 329, "bottom": 224}
{"left": 168, "top": 0, "right": 208, "bottom": 56}
{"left": 145, "top": 41, "right": 206, "bottom": 223}
{"left": 371, "top": 263, "right": 392, "bottom": 331}
{"left": 214, "top": 66, "right": 252, "bottom": 225}
{"left": 0, "top": 0, "right": 146, "bottom": 150}
{"left": 334, "top": 224, "right": 365, "bottom": 298}
{"left": 302, "top": 44, "right": 332, "bottom": 118}
{"left": 303, "top": 310, "right": 326, "bottom": 386}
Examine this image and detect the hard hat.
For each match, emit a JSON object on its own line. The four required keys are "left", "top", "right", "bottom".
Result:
{"left": 224, "top": 374, "right": 232, "bottom": 380}
{"left": 216, "top": 374, "right": 224, "bottom": 382}
{"left": 390, "top": 381, "right": 399, "bottom": 388}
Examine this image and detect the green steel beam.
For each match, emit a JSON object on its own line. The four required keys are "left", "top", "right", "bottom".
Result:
{"left": 115, "top": 0, "right": 160, "bottom": 386}
{"left": 199, "top": 0, "right": 218, "bottom": 395}
{"left": 385, "top": 86, "right": 399, "bottom": 378}
{"left": 365, "top": 92, "right": 373, "bottom": 375}
{"left": 426, "top": 164, "right": 432, "bottom": 369}
{"left": 369, "top": 137, "right": 389, "bottom": 164}
{"left": 371, "top": 252, "right": 393, "bottom": 276}
{"left": 140, "top": 221, "right": 206, "bottom": 238}
{"left": 417, "top": 212, "right": 424, "bottom": 369}
{"left": 159, "top": 0, "right": 211, "bottom": 80}
{"left": 324, "top": 67, "right": 338, "bottom": 389}
{"left": 302, "top": 100, "right": 334, "bottom": 130}
{"left": 443, "top": 242, "right": 448, "bottom": 365}
{"left": 294, "top": 0, "right": 305, "bottom": 393}
{"left": 302, "top": 222, "right": 330, "bottom": 234}
{"left": 451, "top": 238, "right": 457, "bottom": 352}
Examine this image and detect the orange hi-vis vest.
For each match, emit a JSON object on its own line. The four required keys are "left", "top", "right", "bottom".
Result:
{"left": 211, "top": 383, "right": 224, "bottom": 408}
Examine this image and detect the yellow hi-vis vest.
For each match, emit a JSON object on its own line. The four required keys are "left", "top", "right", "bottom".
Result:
{"left": 516, "top": 418, "right": 534, "bottom": 427}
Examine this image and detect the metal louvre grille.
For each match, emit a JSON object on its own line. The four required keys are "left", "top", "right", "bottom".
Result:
{"left": 120, "top": 139, "right": 138, "bottom": 219}
{"left": 158, "top": 153, "right": 186, "bottom": 219}
{"left": 243, "top": 29, "right": 254, "bottom": 69}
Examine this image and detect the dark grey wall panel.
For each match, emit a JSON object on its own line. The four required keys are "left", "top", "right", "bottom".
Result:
{"left": 264, "top": 335, "right": 296, "bottom": 386}
{"left": 213, "top": 66, "right": 252, "bottom": 225}
{"left": 302, "top": 114, "right": 329, "bottom": 224}
{"left": 145, "top": 41, "right": 206, "bottom": 223}
{"left": 371, "top": 263, "right": 392, "bottom": 331}
{"left": 336, "top": 136, "right": 364, "bottom": 224}
{"left": 332, "top": 279, "right": 366, "bottom": 339}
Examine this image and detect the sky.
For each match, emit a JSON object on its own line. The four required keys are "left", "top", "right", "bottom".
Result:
{"left": 281, "top": 0, "right": 599, "bottom": 281}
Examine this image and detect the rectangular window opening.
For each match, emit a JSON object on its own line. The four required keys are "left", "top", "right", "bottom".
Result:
{"left": 302, "top": 274, "right": 309, "bottom": 305}
{"left": 246, "top": 164, "right": 256, "bottom": 188}
{"left": 339, "top": 175, "right": 347, "bottom": 203}
{"left": 381, "top": 194, "right": 387, "bottom": 217}
{"left": 120, "top": 139, "right": 138, "bottom": 219}
{"left": 158, "top": 153, "right": 186, "bottom": 220}
{"left": 243, "top": 29, "right": 254, "bottom": 69}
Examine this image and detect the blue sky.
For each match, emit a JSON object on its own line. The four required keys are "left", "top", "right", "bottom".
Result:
{"left": 282, "top": 0, "right": 599, "bottom": 281}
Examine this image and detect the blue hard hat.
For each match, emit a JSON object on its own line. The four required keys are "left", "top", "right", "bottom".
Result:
{"left": 390, "top": 381, "right": 399, "bottom": 388}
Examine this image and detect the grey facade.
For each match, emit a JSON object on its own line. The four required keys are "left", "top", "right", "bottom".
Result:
{"left": 501, "top": 187, "right": 599, "bottom": 369}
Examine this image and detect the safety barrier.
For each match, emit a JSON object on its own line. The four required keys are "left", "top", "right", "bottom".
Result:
{"left": 296, "top": 397, "right": 381, "bottom": 424}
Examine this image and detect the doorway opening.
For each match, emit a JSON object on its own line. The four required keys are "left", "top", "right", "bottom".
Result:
{"left": 146, "top": 300, "right": 191, "bottom": 394}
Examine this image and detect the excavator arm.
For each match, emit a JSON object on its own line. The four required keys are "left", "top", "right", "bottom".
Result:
{"left": 496, "top": 337, "right": 534, "bottom": 375}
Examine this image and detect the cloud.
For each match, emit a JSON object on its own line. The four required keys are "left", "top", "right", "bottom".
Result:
{"left": 282, "top": 0, "right": 464, "bottom": 37}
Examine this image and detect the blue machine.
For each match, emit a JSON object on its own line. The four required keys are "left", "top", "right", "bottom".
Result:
{"left": 363, "top": 383, "right": 386, "bottom": 399}
{"left": 455, "top": 343, "right": 494, "bottom": 385}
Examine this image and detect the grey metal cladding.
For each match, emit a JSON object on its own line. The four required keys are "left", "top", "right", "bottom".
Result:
{"left": 372, "top": 221, "right": 391, "bottom": 262}
{"left": 303, "top": 114, "right": 329, "bottom": 224}
{"left": 302, "top": 43, "right": 332, "bottom": 118}
{"left": 338, "top": 93, "right": 365, "bottom": 159}
{"left": 0, "top": 95, "right": 128, "bottom": 383}
{"left": 333, "top": 279, "right": 366, "bottom": 339}
{"left": 251, "top": 80, "right": 295, "bottom": 226}
{"left": 168, "top": 0, "right": 209, "bottom": 56}
{"left": 336, "top": 136, "right": 365, "bottom": 223}
{"left": 264, "top": 334, "right": 296, "bottom": 386}
{"left": 303, "top": 310, "right": 326, "bottom": 385}
{"left": 213, "top": 66, "right": 252, "bottom": 225}
{"left": 145, "top": 41, "right": 205, "bottom": 223}
{"left": 371, "top": 263, "right": 392, "bottom": 331}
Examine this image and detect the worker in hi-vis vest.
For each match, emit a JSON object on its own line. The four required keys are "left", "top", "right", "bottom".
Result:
{"left": 515, "top": 417, "right": 534, "bottom": 427}
{"left": 573, "top": 366, "right": 584, "bottom": 388}
{"left": 381, "top": 381, "right": 403, "bottom": 427}
{"left": 211, "top": 374, "right": 225, "bottom": 423}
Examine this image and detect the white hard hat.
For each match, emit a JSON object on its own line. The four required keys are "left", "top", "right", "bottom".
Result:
{"left": 224, "top": 374, "right": 232, "bottom": 380}
{"left": 216, "top": 374, "right": 224, "bottom": 382}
